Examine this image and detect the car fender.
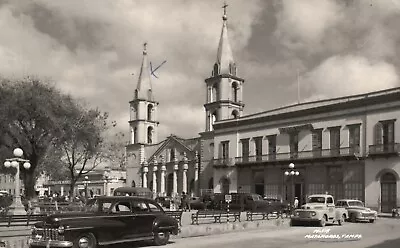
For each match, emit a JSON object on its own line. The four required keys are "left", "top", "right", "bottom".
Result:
{"left": 152, "top": 215, "right": 178, "bottom": 233}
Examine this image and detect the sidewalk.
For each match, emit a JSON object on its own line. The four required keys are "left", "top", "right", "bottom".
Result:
{"left": 378, "top": 213, "right": 400, "bottom": 219}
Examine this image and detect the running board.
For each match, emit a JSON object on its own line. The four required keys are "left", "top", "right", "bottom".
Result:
{"left": 98, "top": 236, "right": 154, "bottom": 246}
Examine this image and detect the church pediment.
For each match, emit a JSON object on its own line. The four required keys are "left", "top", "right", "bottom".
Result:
{"left": 149, "top": 135, "right": 199, "bottom": 163}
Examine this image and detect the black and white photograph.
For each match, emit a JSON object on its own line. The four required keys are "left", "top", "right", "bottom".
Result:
{"left": 1, "top": 0, "right": 400, "bottom": 247}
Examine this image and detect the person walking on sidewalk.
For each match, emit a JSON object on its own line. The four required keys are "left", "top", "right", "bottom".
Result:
{"left": 181, "top": 192, "right": 191, "bottom": 211}
{"left": 294, "top": 197, "right": 299, "bottom": 209}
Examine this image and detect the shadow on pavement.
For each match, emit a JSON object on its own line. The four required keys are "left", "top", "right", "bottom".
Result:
{"left": 366, "top": 237, "right": 400, "bottom": 248}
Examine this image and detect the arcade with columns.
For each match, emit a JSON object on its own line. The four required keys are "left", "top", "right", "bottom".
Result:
{"left": 140, "top": 151, "right": 200, "bottom": 197}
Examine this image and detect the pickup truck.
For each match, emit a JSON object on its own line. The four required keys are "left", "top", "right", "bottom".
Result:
{"left": 290, "top": 194, "right": 348, "bottom": 227}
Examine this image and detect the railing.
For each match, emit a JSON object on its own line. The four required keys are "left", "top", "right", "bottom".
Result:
{"left": 369, "top": 143, "right": 400, "bottom": 155}
{"left": 212, "top": 158, "right": 236, "bottom": 167}
{"left": 218, "top": 147, "right": 360, "bottom": 166}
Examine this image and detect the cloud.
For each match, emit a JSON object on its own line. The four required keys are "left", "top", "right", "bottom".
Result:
{"left": 302, "top": 55, "right": 399, "bottom": 99}
{"left": 0, "top": 0, "right": 263, "bottom": 141}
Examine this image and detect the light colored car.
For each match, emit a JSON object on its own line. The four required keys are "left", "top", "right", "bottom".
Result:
{"left": 336, "top": 199, "right": 377, "bottom": 223}
{"left": 290, "top": 194, "right": 348, "bottom": 227}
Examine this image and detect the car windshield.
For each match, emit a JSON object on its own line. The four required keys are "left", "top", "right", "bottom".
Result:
{"left": 348, "top": 201, "right": 364, "bottom": 207}
{"left": 308, "top": 197, "right": 326, "bottom": 203}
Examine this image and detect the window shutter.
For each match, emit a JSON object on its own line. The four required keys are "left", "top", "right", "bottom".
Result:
{"left": 388, "top": 122, "right": 394, "bottom": 144}
{"left": 374, "top": 122, "right": 383, "bottom": 145}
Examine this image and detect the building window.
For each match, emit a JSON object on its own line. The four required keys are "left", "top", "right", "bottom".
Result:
{"left": 289, "top": 132, "right": 299, "bottom": 158}
{"left": 231, "top": 82, "right": 239, "bottom": 102}
{"left": 147, "top": 104, "right": 153, "bottom": 121}
{"left": 267, "top": 135, "right": 277, "bottom": 160}
{"left": 254, "top": 137, "right": 263, "bottom": 161}
{"left": 147, "top": 126, "right": 153, "bottom": 144}
{"left": 307, "top": 184, "right": 325, "bottom": 195}
{"left": 241, "top": 139, "right": 250, "bottom": 161}
{"left": 211, "top": 111, "right": 218, "bottom": 131}
{"left": 374, "top": 120, "right": 395, "bottom": 152}
{"left": 213, "top": 63, "right": 219, "bottom": 76}
{"left": 221, "top": 141, "right": 229, "bottom": 159}
{"left": 170, "top": 149, "right": 175, "bottom": 161}
{"left": 208, "top": 177, "right": 214, "bottom": 189}
{"left": 348, "top": 124, "right": 361, "bottom": 153}
{"left": 328, "top": 166, "right": 344, "bottom": 200}
{"left": 329, "top": 127, "right": 341, "bottom": 156}
{"left": 265, "top": 184, "right": 279, "bottom": 199}
{"left": 312, "top": 129, "right": 322, "bottom": 157}
{"left": 211, "top": 84, "right": 218, "bottom": 102}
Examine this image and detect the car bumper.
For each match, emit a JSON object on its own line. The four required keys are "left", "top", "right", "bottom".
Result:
{"left": 28, "top": 238, "right": 73, "bottom": 248}
{"left": 356, "top": 216, "right": 376, "bottom": 221}
{"left": 291, "top": 217, "right": 320, "bottom": 222}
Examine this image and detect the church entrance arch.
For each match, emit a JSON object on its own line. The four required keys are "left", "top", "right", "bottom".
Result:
{"left": 380, "top": 172, "right": 397, "bottom": 213}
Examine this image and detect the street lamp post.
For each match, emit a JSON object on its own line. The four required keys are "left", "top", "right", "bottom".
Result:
{"left": 284, "top": 163, "right": 299, "bottom": 215}
{"left": 3, "top": 148, "right": 31, "bottom": 215}
{"left": 83, "top": 176, "right": 90, "bottom": 199}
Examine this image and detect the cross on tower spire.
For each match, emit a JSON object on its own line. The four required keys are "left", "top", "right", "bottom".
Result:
{"left": 222, "top": 2, "right": 228, "bottom": 20}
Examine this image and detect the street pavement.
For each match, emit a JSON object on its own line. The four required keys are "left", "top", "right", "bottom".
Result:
{"left": 116, "top": 217, "right": 400, "bottom": 248}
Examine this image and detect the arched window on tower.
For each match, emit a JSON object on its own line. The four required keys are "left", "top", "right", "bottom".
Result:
{"left": 211, "top": 111, "right": 217, "bottom": 131}
{"left": 231, "top": 110, "right": 239, "bottom": 119}
{"left": 147, "top": 104, "right": 153, "bottom": 121}
{"left": 213, "top": 63, "right": 219, "bottom": 76}
{"left": 148, "top": 89, "right": 152, "bottom": 100}
{"left": 212, "top": 84, "right": 218, "bottom": 102}
{"left": 134, "top": 127, "right": 137, "bottom": 143}
{"left": 147, "top": 126, "right": 153, "bottom": 144}
{"left": 230, "top": 63, "right": 237, "bottom": 76}
{"left": 134, "top": 89, "right": 138, "bottom": 99}
{"left": 231, "top": 82, "right": 239, "bottom": 102}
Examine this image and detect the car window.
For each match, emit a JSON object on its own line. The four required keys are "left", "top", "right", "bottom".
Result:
{"left": 131, "top": 201, "right": 149, "bottom": 212}
{"left": 335, "top": 201, "right": 342, "bottom": 207}
{"left": 101, "top": 202, "right": 113, "bottom": 212}
{"left": 327, "top": 197, "right": 333, "bottom": 204}
{"left": 147, "top": 202, "right": 163, "bottom": 212}
{"left": 111, "top": 202, "right": 131, "bottom": 213}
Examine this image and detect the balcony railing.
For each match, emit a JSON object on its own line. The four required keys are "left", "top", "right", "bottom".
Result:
{"left": 369, "top": 143, "right": 400, "bottom": 155}
{"left": 212, "top": 157, "right": 236, "bottom": 167}
{"left": 235, "top": 147, "right": 360, "bottom": 165}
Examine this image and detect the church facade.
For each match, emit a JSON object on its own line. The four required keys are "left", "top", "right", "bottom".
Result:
{"left": 125, "top": 6, "right": 400, "bottom": 213}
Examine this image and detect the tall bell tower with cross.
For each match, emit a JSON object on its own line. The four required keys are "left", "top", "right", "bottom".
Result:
{"left": 203, "top": 2, "right": 245, "bottom": 132}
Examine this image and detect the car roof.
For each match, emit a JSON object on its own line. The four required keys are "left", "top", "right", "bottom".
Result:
{"left": 337, "top": 199, "right": 362, "bottom": 202}
{"left": 308, "top": 194, "right": 333, "bottom": 197}
{"left": 94, "top": 196, "right": 154, "bottom": 202}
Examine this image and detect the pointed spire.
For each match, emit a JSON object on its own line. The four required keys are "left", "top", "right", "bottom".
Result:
{"left": 135, "top": 42, "right": 154, "bottom": 101}
{"left": 216, "top": 2, "right": 235, "bottom": 75}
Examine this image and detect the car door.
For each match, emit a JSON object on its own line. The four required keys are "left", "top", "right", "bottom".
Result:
{"left": 109, "top": 200, "right": 138, "bottom": 240}
{"left": 326, "top": 197, "right": 335, "bottom": 220}
{"left": 129, "top": 199, "right": 156, "bottom": 237}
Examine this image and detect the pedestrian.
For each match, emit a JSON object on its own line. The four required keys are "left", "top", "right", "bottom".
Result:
{"left": 181, "top": 192, "right": 191, "bottom": 211}
{"left": 294, "top": 197, "right": 299, "bottom": 209}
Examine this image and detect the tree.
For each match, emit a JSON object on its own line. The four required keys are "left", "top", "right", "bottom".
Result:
{"left": 103, "top": 131, "right": 129, "bottom": 170}
{"left": 54, "top": 103, "right": 109, "bottom": 197}
{"left": 0, "top": 77, "right": 78, "bottom": 199}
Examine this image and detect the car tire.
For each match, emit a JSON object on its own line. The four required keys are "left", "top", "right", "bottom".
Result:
{"left": 369, "top": 219, "right": 375, "bottom": 223}
{"left": 319, "top": 217, "right": 326, "bottom": 227}
{"left": 338, "top": 214, "right": 345, "bottom": 226}
{"left": 290, "top": 220, "right": 296, "bottom": 226}
{"left": 350, "top": 214, "right": 357, "bottom": 223}
{"left": 73, "top": 233, "right": 97, "bottom": 248}
{"left": 154, "top": 231, "right": 170, "bottom": 246}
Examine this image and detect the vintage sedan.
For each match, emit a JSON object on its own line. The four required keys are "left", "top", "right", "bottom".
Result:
{"left": 28, "top": 196, "right": 180, "bottom": 248}
{"left": 336, "top": 199, "right": 377, "bottom": 223}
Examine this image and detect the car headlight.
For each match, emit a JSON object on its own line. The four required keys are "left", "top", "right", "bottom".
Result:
{"left": 311, "top": 212, "right": 316, "bottom": 216}
{"left": 58, "top": 226, "right": 65, "bottom": 234}
{"left": 295, "top": 212, "right": 300, "bottom": 216}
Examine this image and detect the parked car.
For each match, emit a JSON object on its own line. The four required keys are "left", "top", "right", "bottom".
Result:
{"left": 113, "top": 187, "right": 153, "bottom": 198}
{"left": 336, "top": 199, "right": 377, "bottom": 223}
{"left": 290, "top": 194, "right": 348, "bottom": 227}
{"left": 155, "top": 196, "right": 173, "bottom": 208}
{"left": 263, "top": 197, "right": 290, "bottom": 216}
{"left": 189, "top": 197, "right": 209, "bottom": 210}
{"left": 28, "top": 196, "right": 179, "bottom": 248}
{"left": 214, "top": 193, "right": 269, "bottom": 211}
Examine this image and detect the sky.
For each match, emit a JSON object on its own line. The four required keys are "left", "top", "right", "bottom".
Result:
{"left": 0, "top": 0, "right": 400, "bottom": 142}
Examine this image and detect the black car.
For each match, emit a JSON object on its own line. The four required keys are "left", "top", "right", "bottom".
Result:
{"left": 28, "top": 196, "right": 179, "bottom": 248}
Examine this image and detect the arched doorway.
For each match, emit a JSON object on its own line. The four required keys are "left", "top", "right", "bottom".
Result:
{"left": 208, "top": 177, "right": 214, "bottom": 190}
{"left": 381, "top": 172, "right": 397, "bottom": 213}
{"left": 131, "top": 180, "right": 136, "bottom": 187}
{"left": 167, "top": 173, "right": 173, "bottom": 196}
{"left": 254, "top": 172, "right": 264, "bottom": 196}
{"left": 220, "top": 177, "right": 230, "bottom": 194}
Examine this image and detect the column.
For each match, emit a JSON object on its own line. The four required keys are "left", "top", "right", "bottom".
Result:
{"left": 194, "top": 151, "right": 199, "bottom": 196}
{"left": 160, "top": 155, "right": 166, "bottom": 196}
{"left": 60, "top": 186, "right": 64, "bottom": 196}
{"left": 142, "top": 160, "right": 148, "bottom": 188}
{"left": 152, "top": 158, "right": 158, "bottom": 198}
{"left": 173, "top": 156, "right": 178, "bottom": 196}
{"left": 182, "top": 153, "right": 188, "bottom": 194}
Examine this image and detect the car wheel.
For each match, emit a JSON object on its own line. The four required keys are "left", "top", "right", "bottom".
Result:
{"left": 369, "top": 219, "right": 375, "bottom": 223}
{"left": 154, "top": 231, "right": 170, "bottom": 246}
{"left": 351, "top": 214, "right": 356, "bottom": 223}
{"left": 290, "top": 220, "right": 296, "bottom": 226}
{"left": 319, "top": 217, "right": 326, "bottom": 227}
{"left": 73, "top": 233, "right": 97, "bottom": 248}
{"left": 338, "top": 214, "right": 345, "bottom": 226}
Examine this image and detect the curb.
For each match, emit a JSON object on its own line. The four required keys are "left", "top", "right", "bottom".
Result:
{"left": 174, "top": 218, "right": 289, "bottom": 239}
